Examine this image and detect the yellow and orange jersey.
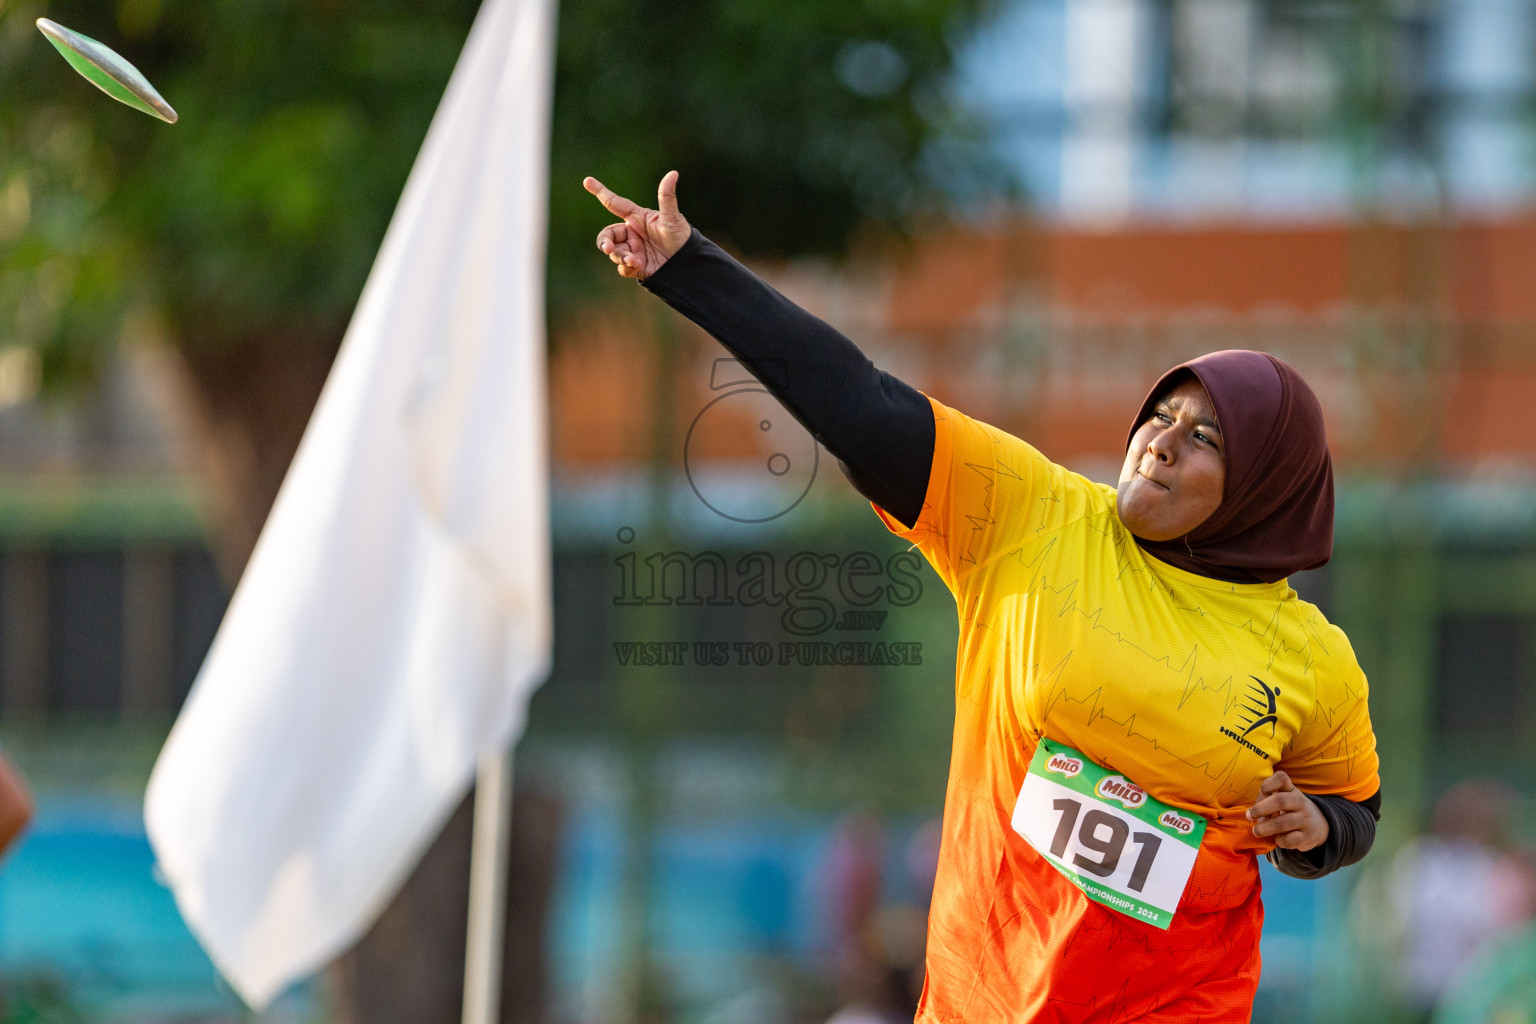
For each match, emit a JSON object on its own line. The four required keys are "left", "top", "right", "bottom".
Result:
{"left": 876, "top": 397, "right": 1379, "bottom": 1023}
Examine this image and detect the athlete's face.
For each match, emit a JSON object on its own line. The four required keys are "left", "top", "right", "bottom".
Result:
{"left": 1117, "top": 377, "right": 1226, "bottom": 542}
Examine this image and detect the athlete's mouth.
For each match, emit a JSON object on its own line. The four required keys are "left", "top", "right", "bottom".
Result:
{"left": 1137, "top": 469, "right": 1170, "bottom": 491}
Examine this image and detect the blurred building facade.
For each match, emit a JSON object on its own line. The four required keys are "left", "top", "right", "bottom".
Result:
{"left": 960, "top": 0, "right": 1534, "bottom": 221}
{"left": 0, "top": 346, "right": 224, "bottom": 724}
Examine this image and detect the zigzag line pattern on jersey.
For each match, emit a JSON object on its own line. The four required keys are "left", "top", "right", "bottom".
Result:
{"left": 969, "top": 869, "right": 1258, "bottom": 1020}
{"left": 954, "top": 444, "right": 1019, "bottom": 572}
{"left": 998, "top": 544, "right": 1250, "bottom": 793}
{"left": 986, "top": 505, "right": 1376, "bottom": 798}
{"left": 1033, "top": 670, "right": 1249, "bottom": 794}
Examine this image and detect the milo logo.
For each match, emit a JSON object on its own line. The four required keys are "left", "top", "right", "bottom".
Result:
{"left": 1094, "top": 775, "right": 1147, "bottom": 809}
{"left": 1045, "top": 753, "right": 1083, "bottom": 778}
{"left": 1159, "top": 810, "right": 1195, "bottom": 835}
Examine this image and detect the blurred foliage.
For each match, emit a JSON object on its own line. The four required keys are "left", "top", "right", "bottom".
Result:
{"left": 0, "top": 0, "right": 1000, "bottom": 388}
{"left": 548, "top": 0, "right": 1006, "bottom": 314}
{"left": 0, "top": 0, "right": 475, "bottom": 391}
{"left": 0, "top": 970, "right": 89, "bottom": 1024}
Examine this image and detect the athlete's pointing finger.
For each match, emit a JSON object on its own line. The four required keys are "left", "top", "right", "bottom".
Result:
{"left": 583, "top": 176, "right": 640, "bottom": 219}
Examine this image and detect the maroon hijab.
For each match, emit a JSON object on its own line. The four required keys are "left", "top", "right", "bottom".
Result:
{"left": 1127, "top": 350, "right": 1333, "bottom": 584}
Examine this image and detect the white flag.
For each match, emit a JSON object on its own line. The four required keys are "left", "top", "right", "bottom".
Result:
{"left": 144, "top": 0, "right": 554, "bottom": 1007}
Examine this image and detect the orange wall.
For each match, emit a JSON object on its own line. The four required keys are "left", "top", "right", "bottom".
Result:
{"left": 552, "top": 215, "right": 1536, "bottom": 478}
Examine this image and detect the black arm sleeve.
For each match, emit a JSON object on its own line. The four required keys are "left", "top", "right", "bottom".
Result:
{"left": 1267, "top": 789, "right": 1382, "bottom": 879}
{"left": 641, "top": 229, "right": 934, "bottom": 528}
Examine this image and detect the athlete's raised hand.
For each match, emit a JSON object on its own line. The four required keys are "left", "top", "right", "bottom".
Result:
{"left": 1246, "top": 770, "right": 1330, "bottom": 851}
{"left": 584, "top": 171, "right": 690, "bottom": 281}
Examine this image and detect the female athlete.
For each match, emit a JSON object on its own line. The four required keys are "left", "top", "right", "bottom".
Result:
{"left": 584, "top": 171, "right": 1381, "bottom": 1023}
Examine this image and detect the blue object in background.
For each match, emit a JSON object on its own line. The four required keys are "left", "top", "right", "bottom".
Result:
{"left": 1253, "top": 857, "right": 1350, "bottom": 1024}
{"left": 0, "top": 797, "right": 237, "bottom": 1018}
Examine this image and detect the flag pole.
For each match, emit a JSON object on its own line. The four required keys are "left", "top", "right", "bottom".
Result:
{"left": 463, "top": 747, "right": 515, "bottom": 1024}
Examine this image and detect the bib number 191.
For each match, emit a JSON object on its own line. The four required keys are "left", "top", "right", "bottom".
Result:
{"left": 1049, "top": 798, "right": 1161, "bottom": 892}
{"left": 1011, "top": 740, "right": 1206, "bottom": 930}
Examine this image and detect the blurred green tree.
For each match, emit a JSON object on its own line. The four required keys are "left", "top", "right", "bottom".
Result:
{"left": 0, "top": 0, "right": 996, "bottom": 568}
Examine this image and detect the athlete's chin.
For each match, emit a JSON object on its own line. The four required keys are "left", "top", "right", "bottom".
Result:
{"left": 1117, "top": 482, "right": 1174, "bottom": 541}
{"left": 1118, "top": 496, "right": 1212, "bottom": 542}
{"left": 1116, "top": 502, "right": 1186, "bottom": 543}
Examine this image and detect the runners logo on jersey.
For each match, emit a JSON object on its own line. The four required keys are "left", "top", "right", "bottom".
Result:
{"left": 1237, "top": 676, "right": 1282, "bottom": 738}
{"left": 1217, "top": 675, "right": 1280, "bottom": 760}
{"left": 1045, "top": 753, "right": 1083, "bottom": 778}
{"left": 1094, "top": 775, "right": 1147, "bottom": 809}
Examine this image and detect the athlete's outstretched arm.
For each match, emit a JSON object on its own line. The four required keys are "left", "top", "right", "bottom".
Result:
{"left": 584, "top": 173, "right": 934, "bottom": 528}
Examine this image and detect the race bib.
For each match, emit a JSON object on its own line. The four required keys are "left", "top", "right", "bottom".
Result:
{"left": 1011, "top": 739, "right": 1207, "bottom": 929}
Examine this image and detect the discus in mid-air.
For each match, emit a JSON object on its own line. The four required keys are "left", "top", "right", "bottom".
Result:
{"left": 36, "top": 18, "right": 177, "bottom": 124}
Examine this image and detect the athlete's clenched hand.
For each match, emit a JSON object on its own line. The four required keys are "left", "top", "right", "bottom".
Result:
{"left": 584, "top": 171, "right": 690, "bottom": 281}
{"left": 1245, "top": 770, "right": 1330, "bottom": 851}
